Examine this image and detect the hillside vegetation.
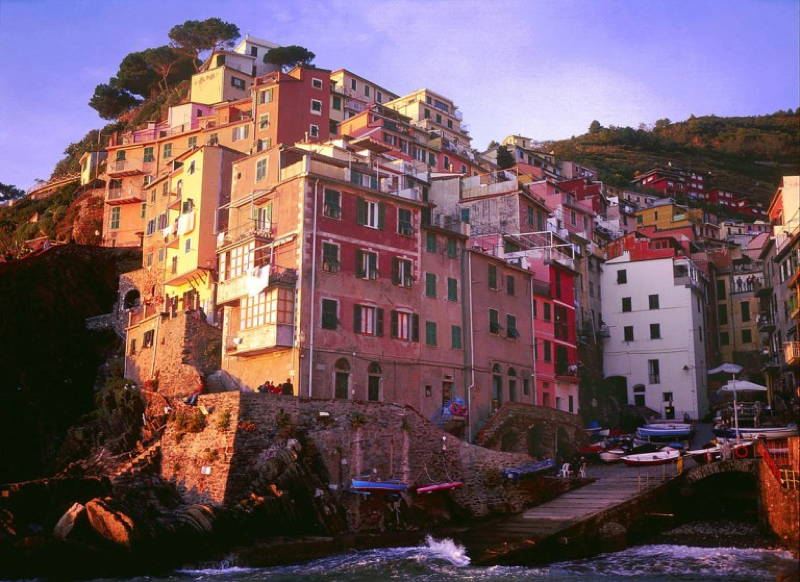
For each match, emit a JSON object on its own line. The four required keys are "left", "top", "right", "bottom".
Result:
{"left": 549, "top": 111, "right": 800, "bottom": 201}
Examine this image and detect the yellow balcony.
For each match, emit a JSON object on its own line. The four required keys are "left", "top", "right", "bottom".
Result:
{"left": 227, "top": 323, "right": 294, "bottom": 356}
{"left": 785, "top": 341, "right": 800, "bottom": 366}
{"left": 107, "top": 158, "right": 148, "bottom": 177}
{"left": 107, "top": 187, "right": 144, "bottom": 205}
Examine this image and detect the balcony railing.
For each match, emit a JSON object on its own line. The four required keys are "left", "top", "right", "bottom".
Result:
{"left": 227, "top": 323, "right": 294, "bottom": 355}
{"left": 555, "top": 363, "right": 579, "bottom": 381}
{"left": 785, "top": 341, "right": 800, "bottom": 365}
{"left": 107, "top": 187, "right": 144, "bottom": 204}
{"left": 217, "top": 265, "right": 298, "bottom": 305}
{"left": 127, "top": 303, "right": 159, "bottom": 328}
{"left": 757, "top": 313, "right": 775, "bottom": 333}
{"left": 731, "top": 276, "right": 764, "bottom": 294}
{"left": 107, "top": 158, "right": 147, "bottom": 176}
{"left": 217, "top": 221, "right": 275, "bottom": 250}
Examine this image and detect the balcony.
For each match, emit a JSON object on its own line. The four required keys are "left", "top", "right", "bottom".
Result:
{"left": 217, "top": 222, "right": 274, "bottom": 251}
{"left": 555, "top": 363, "right": 579, "bottom": 383}
{"left": 757, "top": 313, "right": 775, "bottom": 333}
{"left": 596, "top": 325, "right": 611, "bottom": 339}
{"left": 217, "top": 265, "right": 297, "bottom": 305}
{"left": 731, "top": 275, "right": 765, "bottom": 295}
{"left": 785, "top": 341, "right": 800, "bottom": 366}
{"left": 107, "top": 158, "right": 147, "bottom": 177}
{"left": 107, "top": 186, "right": 144, "bottom": 205}
{"left": 227, "top": 323, "right": 294, "bottom": 356}
{"left": 127, "top": 303, "right": 160, "bottom": 328}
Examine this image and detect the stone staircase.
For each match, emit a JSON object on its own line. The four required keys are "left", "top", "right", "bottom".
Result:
{"left": 110, "top": 441, "right": 162, "bottom": 484}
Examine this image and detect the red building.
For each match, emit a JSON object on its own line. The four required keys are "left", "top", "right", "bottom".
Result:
{"left": 632, "top": 167, "right": 706, "bottom": 200}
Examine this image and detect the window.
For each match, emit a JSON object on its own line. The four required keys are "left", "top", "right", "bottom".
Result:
{"left": 461, "top": 208, "right": 470, "bottom": 224}
{"left": 543, "top": 340, "right": 552, "bottom": 362}
{"left": 163, "top": 143, "right": 172, "bottom": 159}
{"left": 356, "top": 198, "right": 384, "bottom": 229}
{"left": 624, "top": 326, "right": 634, "bottom": 341}
{"left": 259, "top": 88, "right": 273, "bottom": 104}
{"left": 740, "top": 301, "right": 750, "bottom": 322}
{"left": 309, "top": 124, "right": 319, "bottom": 138}
{"left": 621, "top": 297, "right": 631, "bottom": 312}
{"left": 543, "top": 302, "right": 551, "bottom": 321}
{"left": 425, "top": 321, "right": 437, "bottom": 346}
{"left": 332, "top": 95, "right": 342, "bottom": 110}
{"left": 523, "top": 379, "right": 530, "bottom": 396}
{"left": 451, "top": 325, "right": 462, "bottom": 349}
{"left": 391, "top": 258, "right": 413, "bottom": 287}
{"left": 321, "top": 299, "right": 338, "bottom": 329}
{"left": 554, "top": 306, "right": 569, "bottom": 340}
{"left": 447, "top": 278, "right": 458, "bottom": 301}
{"left": 146, "top": 253, "right": 153, "bottom": 267}
{"left": 742, "top": 329, "right": 752, "bottom": 343}
{"left": 425, "top": 273, "right": 437, "bottom": 297}
{"left": 129, "top": 338, "right": 137, "bottom": 355}
{"left": 143, "top": 146, "right": 154, "bottom": 162}
{"left": 508, "top": 368, "right": 517, "bottom": 402}
{"left": 115, "top": 150, "right": 126, "bottom": 162}
{"left": 649, "top": 294, "right": 660, "bottom": 309}
{"left": 256, "top": 158, "right": 267, "bottom": 181}
{"left": 489, "top": 309, "right": 500, "bottom": 334}
{"left": 310, "top": 99, "right": 323, "bottom": 114}
{"left": 570, "top": 210, "right": 577, "bottom": 226}
{"left": 488, "top": 265, "right": 497, "bottom": 289}
{"left": 231, "top": 76, "right": 246, "bottom": 90}
{"left": 312, "top": 77, "right": 323, "bottom": 89}
{"left": 350, "top": 78, "right": 357, "bottom": 91}
{"left": 232, "top": 125, "right": 249, "bottom": 141}
{"left": 648, "top": 359, "right": 660, "bottom": 384}
{"left": 398, "top": 208, "right": 413, "bottom": 235}
{"left": 650, "top": 323, "right": 661, "bottom": 339}
{"left": 259, "top": 113, "right": 270, "bottom": 130}
{"left": 323, "top": 189, "right": 341, "bottom": 219}
{"left": 663, "top": 392, "right": 673, "bottom": 402}
{"left": 391, "top": 310, "right": 417, "bottom": 341}
{"left": 506, "top": 314, "right": 519, "bottom": 338}
{"left": 356, "top": 250, "right": 378, "bottom": 280}
{"left": 354, "top": 304, "right": 383, "bottom": 335}
{"left": 363, "top": 84, "right": 370, "bottom": 97}
{"left": 617, "top": 269, "right": 627, "bottom": 284}
{"left": 184, "top": 238, "right": 192, "bottom": 253}
{"left": 447, "top": 238, "right": 457, "bottom": 258}
{"left": 506, "top": 275, "right": 515, "bottom": 295}
{"left": 718, "top": 304, "right": 728, "bottom": 325}
{"left": 720, "top": 331, "right": 729, "bottom": 346}
{"left": 322, "top": 243, "right": 339, "bottom": 272}
{"left": 143, "top": 330, "right": 155, "bottom": 348}
{"left": 110, "top": 207, "right": 121, "bottom": 230}
{"left": 426, "top": 232, "right": 437, "bottom": 252}
{"left": 335, "top": 358, "right": 350, "bottom": 399}
{"left": 249, "top": 45, "right": 258, "bottom": 56}
{"left": 377, "top": 91, "right": 383, "bottom": 103}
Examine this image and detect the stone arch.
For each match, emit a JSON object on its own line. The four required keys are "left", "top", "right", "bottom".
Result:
{"left": 122, "top": 289, "right": 141, "bottom": 310}
{"left": 527, "top": 424, "right": 547, "bottom": 458}
{"left": 556, "top": 426, "right": 574, "bottom": 459}
{"left": 499, "top": 428, "right": 519, "bottom": 452}
{"left": 684, "top": 459, "right": 757, "bottom": 485}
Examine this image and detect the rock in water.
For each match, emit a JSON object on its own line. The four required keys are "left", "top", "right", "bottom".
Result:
{"left": 53, "top": 502, "right": 86, "bottom": 540}
{"left": 85, "top": 498, "right": 135, "bottom": 548}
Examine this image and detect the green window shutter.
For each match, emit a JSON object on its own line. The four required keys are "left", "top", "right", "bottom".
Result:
{"left": 353, "top": 304, "right": 362, "bottom": 332}
{"left": 451, "top": 325, "right": 462, "bottom": 349}
{"left": 507, "top": 315, "right": 518, "bottom": 338}
{"left": 488, "top": 265, "right": 497, "bottom": 289}
{"left": 355, "top": 250, "right": 365, "bottom": 278}
{"left": 356, "top": 197, "right": 366, "bottom": 225}
{"left": 447, "top": 278, "right": 457, "bottom": 301}
{"left": 426, "top": 273, "right": 436, "bottom": 297}
{"left": 411, "top": 314, "right": 419, "bottom": 342}
{"left": 321, "top": 299, "right": 337, "bottom": 329}
{"left": 376, "top": 308, "right": 384, "bottom": 337}
{"left": 390, "top": 310, "right": 398, "bottom": 338}
{"left": 447, "top": 238, "right": 457, "bottom": 258}
{"left": 489, "top": 309, "right": 499, "bottom": 333}
{"left": 391, "top": 258, "right": 400, "bottom": 284}
{"left": 369, "top": 253, "right": 377, "bottom": 278}
{"left": 426, "top": 232, "right": 437, "bottom": 253}
{"left": 425, "top": 321, "right": 437, "bottom": 346}
{"left": 377, "top": 202, "right": 386, "bottom": 230}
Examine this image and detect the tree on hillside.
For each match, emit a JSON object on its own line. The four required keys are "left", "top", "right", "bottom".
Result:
{"left": 589, "top": 120, "right": 603, "bottom": 134}
{"left": 496, "top": 145, "right": 515, "bottom": 169}
{"left": 0, "top": 183, "right": 25, "bottom": 202}
{"left": 114, "top": 52, "right": 162, "bottom": 98}
{"left": 169, "top": 18, "right": 241, "bottom": 70}
{"left": 141, "top": 46, "right": 197, "bottom": 93}
{"left": 654, "top": 118, "right": 671, "bottom": 130}
{"left": 89, "top": 83, "right": 140, "bottom": 120}
{"left": 264, "top": 45, "right": 315, "bottom": 71}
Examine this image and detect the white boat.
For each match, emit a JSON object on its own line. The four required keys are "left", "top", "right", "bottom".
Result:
{"left": 721, "top": 425, "right": 797, "bottom": 440}
{"left": 599, "top": 448, "right": 625, "bottom": 463}
{"left": 636, "top": 423, "right": 693, "bottom": 438}
{"left": 622, "top": 447, "right": 681, "bottom": 466}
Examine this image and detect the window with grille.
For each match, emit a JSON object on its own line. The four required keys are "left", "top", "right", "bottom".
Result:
{"left": 322, "top": 243, "right": 339, "bottom": 272}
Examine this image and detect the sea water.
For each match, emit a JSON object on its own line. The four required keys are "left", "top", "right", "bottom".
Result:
{"left": 88, "top": 535, "right": 797, "bottom": 582}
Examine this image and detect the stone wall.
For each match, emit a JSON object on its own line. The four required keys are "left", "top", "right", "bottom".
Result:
{"left": 759, "top": 437, "right": 800, "bottom": 553}
{"left": 475, "top": 402, "right": 587, "bottom": 459}
{"left": 160, "top": 392, "right": 550, "bottom": 526}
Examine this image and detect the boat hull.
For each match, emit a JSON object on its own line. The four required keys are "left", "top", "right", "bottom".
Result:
{"left": 351, "top": 479, "right": 408, "bottom": 492}
{"left": 622, "top": 449, "right": 681, "bottom": 466}
{"left": 416, "top": 481, "right": 463, "bottom": 494}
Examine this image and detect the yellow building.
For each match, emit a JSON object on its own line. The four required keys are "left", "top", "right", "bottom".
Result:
{"left": 190, "top": 52, "right": 253, "bottom": 105}
{"left": 634, "top": 199, "right": 703, "bottom": 232}
{"left": 79, "top": 151, "right": 106, "bottom": 186}
{"left": 383, "top": 89, "right": 470, "bottom": 146}
{"left": 329, "top": 69, "right": 398, "bottom": 123}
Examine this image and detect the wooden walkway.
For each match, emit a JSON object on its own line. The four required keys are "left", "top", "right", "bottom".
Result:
{"left": 457, "top": 461, "right": 682, "bottom": 564}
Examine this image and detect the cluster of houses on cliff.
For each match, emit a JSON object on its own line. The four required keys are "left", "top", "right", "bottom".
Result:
{"left": 58, "top": 34, "right": 797, "bottom": 436}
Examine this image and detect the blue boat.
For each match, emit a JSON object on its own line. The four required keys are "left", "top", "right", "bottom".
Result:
{"left": 636, "top": 423, "right": 693, "bottom": 438}
{"left": 502, "top": 458, "right": 555, "bottom": 480}
{"left": 350, "top": 479, "right": 408, "bottom": 493}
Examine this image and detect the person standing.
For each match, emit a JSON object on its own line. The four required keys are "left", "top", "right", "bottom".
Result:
{"left": 282, "top": 378, "right": 294, "bottom": 395}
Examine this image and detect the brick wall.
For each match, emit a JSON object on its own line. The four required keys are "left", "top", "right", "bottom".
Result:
{"left": 759, "top": 437, "right": 800, "bottom": 552}
{"left": 160, "top": 392, "right": 551, "bottom": 525}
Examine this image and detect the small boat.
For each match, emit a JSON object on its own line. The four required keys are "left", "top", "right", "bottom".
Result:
{"left": 599, "top": 448, "right": 625, "bottom": 463}
{"left": 636, "top": 423, "right": 693, "bottom": 438}
{"left": 350, "top": 479, "right": 408, "bottom": 493}
{"left": 686, "top": 443, "right": 721, "bottom": 464}
{"left": 585, "top": 426, "right": 610, "bottom": 437}
{"left": 622, "top": 447, "right": 681, "bottom": 466}
{"left": 415, "top": 481, "right": 463, "bottom": 494}
{"left": 714, "top": 425, "right": 798, "bottom": 440}
{"left": 502, "top": 458, "right": 555, "bottom": 480}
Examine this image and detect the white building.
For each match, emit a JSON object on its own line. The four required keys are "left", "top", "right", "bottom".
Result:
{"left": 601, "top": 251, "right": 709, "bottom": 420}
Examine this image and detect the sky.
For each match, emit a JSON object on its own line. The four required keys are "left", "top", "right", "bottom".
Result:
{"left": 0, "top": 0, "right": 798, "bottom": 190}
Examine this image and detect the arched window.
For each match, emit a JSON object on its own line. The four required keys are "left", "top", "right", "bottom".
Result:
{"left": 508, "top": 367, "right": 517, "bottom": 402}
{"left": 335, "top": 358, "right": 350, "bottom": 399}
{"left": 492, "top": 364, "right": 503, "bottom": 409}
{"left": 122, "top": 289, "right": 140, "bottom": 310}
{"left": 367, "top": 362, "right": 382, "bottom": 401}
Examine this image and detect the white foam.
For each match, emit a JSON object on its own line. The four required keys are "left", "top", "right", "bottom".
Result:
{"left": 421, "top": 535, "right": 471, "bottom": 567}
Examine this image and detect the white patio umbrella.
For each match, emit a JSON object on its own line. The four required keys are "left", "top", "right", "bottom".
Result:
{"left": 718, "top": 379, "right": 767, "bottom": 441}
{"left": 708, "top": 363, "right": 744, "bottom": 376}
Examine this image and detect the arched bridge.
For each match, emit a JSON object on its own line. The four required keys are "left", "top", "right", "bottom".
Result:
{"left": 682, "top": 458, "right": 758, "bottom": 485}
